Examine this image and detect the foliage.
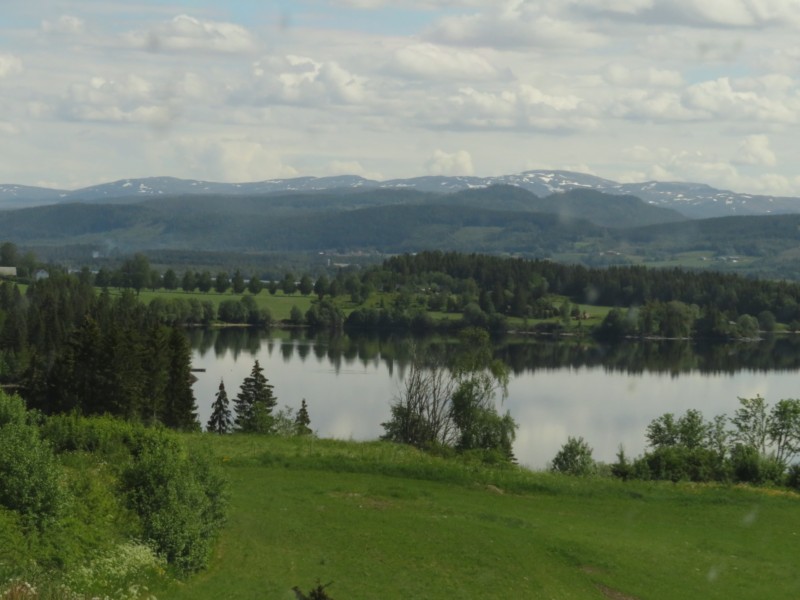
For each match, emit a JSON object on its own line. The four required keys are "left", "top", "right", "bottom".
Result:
{"left": 207, "top": 380, "right": 233, "bottom": 434}
{"left": 294, "top": 399, "right": 312, "bottom": 436}
{"left": 550, "top": 436, "right": 595, "bottom": 476}
{"left": 382, "top": 329, "right": 516, "bottom": 462}
{"left": 233, "top": 360, "right": 277, "bottom": 433}
{"left": 0, "top": 393, "right": 65, "bottom": 528}
{"left": 120, "top": 432, "right": 227, "bottom": 573}
{"left": 619, "top": 398, "right": 800, "bottom": 485}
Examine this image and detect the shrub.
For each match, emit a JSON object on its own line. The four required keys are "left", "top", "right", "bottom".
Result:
{"left": 120, "top": 433, "right": 227, "bottom": 573}
{"left": 550, "top": 436, "right": 595, "bottom": 476}
{"left": 0, "top": 395, "right": 67, "bottom": 528}
{"left": 786, "top": 464, "right": 800, "bottom": 490}
{"left": 631, "top": 446, "right": 722, "bottom": 483}
{"left": 729, "top": 444, "right": 784, "bottom": 485}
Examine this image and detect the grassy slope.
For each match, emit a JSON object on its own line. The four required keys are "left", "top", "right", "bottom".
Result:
{"left": 156, "top": 435, "right": 800, "bottom": 600}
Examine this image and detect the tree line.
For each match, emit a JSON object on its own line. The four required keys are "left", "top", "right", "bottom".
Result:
{"left": 550, "top": 395, "right": 800, "bottom": 489}
{"left": 0, "top": 272, "right": 198, "bottom": 428}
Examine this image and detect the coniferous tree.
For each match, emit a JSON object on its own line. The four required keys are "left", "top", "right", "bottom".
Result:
{"left": 207, "top": 379, "right": 233, "bottom": 434}
{"left": 163, "top": 328, "right": 199, "bottom": 431}
{"left": 234, "top": 360, "right": 276, "bottom": 433}
{"left": 294, "top": 398, "right": 312, "bottom": 435}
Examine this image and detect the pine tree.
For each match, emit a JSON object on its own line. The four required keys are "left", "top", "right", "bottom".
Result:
{"left": 294, "top": 398, "right": 312, "bottom": 435}
{"left": 163, "top": 327, "right": 199, "bottom": 431}
{"left": 207, "top": 379, "right": 233, "bottom": 434}
{"left": 234, "top": 360, "right": 276, "bottom": 433}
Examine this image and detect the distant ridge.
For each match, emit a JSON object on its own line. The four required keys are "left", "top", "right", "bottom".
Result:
{"left": 3, "top": 170, "right": 800, "bottom": 218}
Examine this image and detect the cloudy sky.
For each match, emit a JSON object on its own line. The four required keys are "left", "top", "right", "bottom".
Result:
{"left": 2, "top": 0, "right": 800, "bottom": 194}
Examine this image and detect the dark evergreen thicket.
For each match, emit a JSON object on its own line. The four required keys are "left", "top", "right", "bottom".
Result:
{"left": 0, "top": 272, "right": 198, "bottom": 428}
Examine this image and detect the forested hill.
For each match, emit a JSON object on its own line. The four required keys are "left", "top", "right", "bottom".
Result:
{"left": 0, "top": 185, "right": 683, "bottom": 248}
{"left": 3, "top": 185, "right": 800, "bottom": 278}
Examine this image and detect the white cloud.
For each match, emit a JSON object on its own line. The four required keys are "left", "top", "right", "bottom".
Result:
{"left": 251, "top": 55, "right": 368, "bottom": 106}
{"left": 603, "top": 64, "right": 683, "bottom": 88}
{"left": 734, "top": 134, "right": 777, "bottom": 166}
{"left": 41, "top": 15, "right": 85, "bottom": 35}
{"left": 682, "top": 77, "right": 798, "bottom": 123}
{"left": 424, "top": 84, "right": 590, "bottom": 132}
{"left": 126, "top": 14, "right": 257, "bottom": 54}
{"left": 652, "top": 0, "right": 800, "bottom": 28}
{"left": 0, "top": 54, "right": 23, "bottom": 78}
{"left": 426, "top": 2, "right": 605, "bottom": 49}
{"left": 426, "top": 149, "right": 474, "bottom": 175}
{"left": 390, "top": 43, "right": 502, "bottom": 80}
{"left": 163, "top": 137, "right": 298, "bottom": 182}
{"left": 61, "top": 74, "right": 182, "bottom": 127}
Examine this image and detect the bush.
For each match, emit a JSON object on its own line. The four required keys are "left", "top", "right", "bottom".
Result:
{"left": 120, "top": 432, "right": 227, "bottom": 573}
{"left": 631, "top": 446, "right": 722, "bottom": 483}
{"left": 550, "top": 436, "right": 595, "bottom": 476}
{"left": 0, "top": 421, "right": 66, "bottom": 527}
{"left": 729, "top": 444, "right": 784, "bottom": 485}
{"left": 786, "top": 464, "right": 800, "bottom": 490}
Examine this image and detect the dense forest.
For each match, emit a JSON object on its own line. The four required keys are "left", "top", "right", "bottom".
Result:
{"left": 341, "top": 251, "right": 800, "bottom": 339}
{"left": 0, "top": 272, "right": 198, "bottom": 427}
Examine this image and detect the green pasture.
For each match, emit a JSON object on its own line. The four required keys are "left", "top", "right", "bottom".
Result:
{"left": 114, "top": 288, "right": 316, "bottom": 322}
{"left": 154, "top": 435, "right": 800, "bottom": 600}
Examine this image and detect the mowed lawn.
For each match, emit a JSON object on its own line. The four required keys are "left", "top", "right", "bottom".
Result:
{"left": 155, "top": 435, "right": 800, "bottom": 600}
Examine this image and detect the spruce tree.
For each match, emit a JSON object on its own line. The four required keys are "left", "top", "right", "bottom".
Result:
{"left": 234, "top": 360, "right": 276, "bottom": 433}
{"left": 294, "top": 398, "right": 312, "bottom": 435}
{"left": 207, "top": 379, "right": 233, "bottom": 434}
{"left": 163, "top": 327, "right": 199, "bottom": 431}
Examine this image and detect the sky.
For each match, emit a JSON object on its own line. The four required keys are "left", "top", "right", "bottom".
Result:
{"left": 2, "top": 0, "right": 800, "bottom": 195}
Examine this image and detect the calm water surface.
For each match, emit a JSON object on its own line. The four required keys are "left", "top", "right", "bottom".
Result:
{"left": 188, "top": 329, "right": 800, "bottom": 469}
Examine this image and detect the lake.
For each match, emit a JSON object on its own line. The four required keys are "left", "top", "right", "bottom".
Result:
{"left": 187, "top": 328, "right": 800, "bottom": 469}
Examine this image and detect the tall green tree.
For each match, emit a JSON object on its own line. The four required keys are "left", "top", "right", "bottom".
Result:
{"left": 298, "top": 274, "right": 314, "bottom": 296}
{"left": 197, "top": 271, "right": 213, "bottom": 293}
{"left": 234, "top": 360, "right": 277, "bottom": 433}
{"left": 215, "top": 272, "right": 230, "bottom": 294}
{"left": 207, "top": 380, "right": 233, "bottom": 434}
{"left": 163, "top": 328, "right": 199, "bottom": 431}
{"left": 281, "top": 273, "right": 296, "bottom": 295}
{"left": 247, "top": 276, "right": 263, "bottom": 295}
{"left": 182, "top": 270, "right": 196, "bottom": 293}
{"left": 163, "top": 269, "right": 178, "bottom": 290}
{"left": 294, "top": 398, "right": 312, "bottom": 435}
{"left": 231, "top": 270, "right": 246, "bottom": 294}
{"left": 120, "top": 253, "right": 151, "bottom": 295}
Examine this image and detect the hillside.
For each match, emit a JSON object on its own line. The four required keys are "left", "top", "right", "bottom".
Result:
{"left": 5, "top": 170, "right": 800, "bottom": 218}
{"left": 152, "top": 434, "right": 800, "bottom": 600}
{"left": 5, "top": 185, "right": 800, "bottom": 278}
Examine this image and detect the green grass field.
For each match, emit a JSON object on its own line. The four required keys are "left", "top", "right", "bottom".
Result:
{"left": 118, "top": 288, "right": 316, "bottom": 322}
{"left": 153, "top": 435, "right": 800, "bottom": 600}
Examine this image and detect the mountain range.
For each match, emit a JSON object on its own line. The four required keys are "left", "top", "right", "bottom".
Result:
{"left": 3, "top": 170, "right": 800, "bottom": 219}
{"left": 4, "top": 171, "right": 800, "bottom": 280}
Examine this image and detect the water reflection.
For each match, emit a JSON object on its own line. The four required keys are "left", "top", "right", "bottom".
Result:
{"left": 186, "top": 328, "right": 800, "bottom": 375}
{"left": 187, "top": 329, "right": 800, "bottom": 469}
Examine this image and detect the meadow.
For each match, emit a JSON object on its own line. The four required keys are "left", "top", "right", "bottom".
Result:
{"left": 153, "top": 435, "right": 800, "bottom": 600}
